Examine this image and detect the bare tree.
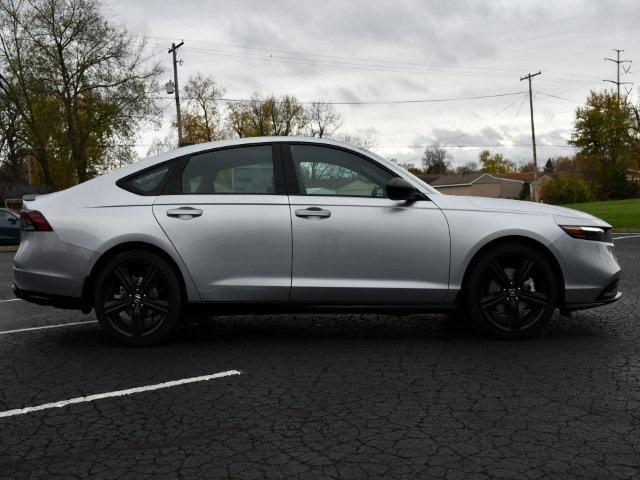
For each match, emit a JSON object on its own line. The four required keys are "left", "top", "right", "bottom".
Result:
{"left": 305, "top": 101, "right": 343, "bottom": 138}
{"left": 333, "top": 131, "right": 376, "bottom": 151}
{"left": 455, "top": 161, "right": 478, "bottom": 175}
{"left": 146, "top": 132, "right": 178, "bottom": 157}
{"left": 422, "top": 141, "right": 452, "bottom": 174}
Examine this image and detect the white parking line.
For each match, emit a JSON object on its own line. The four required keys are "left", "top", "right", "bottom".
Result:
{"left": 0, "top": 298, "right": 21, "bottom": 303}
{"left": 0, "top": 320, "right": 98, "bottom": 336}
{"left": 0, "top": 370, "right": 242, "bottom": 418}
{"left": 613, "top": 234, "right": 640, "bottom": 241}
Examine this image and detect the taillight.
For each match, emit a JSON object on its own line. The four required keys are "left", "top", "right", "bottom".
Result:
{"left": 20, "top": 210, "right": 53, "bottom": 231}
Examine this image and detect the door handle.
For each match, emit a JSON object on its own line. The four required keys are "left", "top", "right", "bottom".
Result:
{"left": 166, "top": 207, "right": 203, "bottom": 219}
{"left": 295, "top": 207, "right": 331, "bottom": 219}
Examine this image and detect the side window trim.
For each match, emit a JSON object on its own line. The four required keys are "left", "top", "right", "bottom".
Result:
{"left": 282, "top": 142, "right": 398, "bottom": 198}
{"left": 160, "top": 143, "right": 287, "bottom": 196}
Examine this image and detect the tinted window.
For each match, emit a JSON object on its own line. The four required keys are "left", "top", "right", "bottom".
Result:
{"left": 122, "top": 163, "right": 171, "bottom": 194}
{"left": 182, "top": 146, "right": 274, "bottom": 194}
{"left": 290, "top": 145, "right": 394, "bottom": 197}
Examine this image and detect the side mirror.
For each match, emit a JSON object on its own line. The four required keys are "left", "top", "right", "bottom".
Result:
{"left": 8, "top": 217, "right": 17, "bottom": 225}
{"left": 386, "top": 178, "right": 426, "bottom": 202}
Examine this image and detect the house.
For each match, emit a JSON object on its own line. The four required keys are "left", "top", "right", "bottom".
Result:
{"left": 420, "top": 172, "right": 553, "bottom": 200}
{"left": 495, "top": 172, "right": 555, "bottom": 201}
{"left": 627, "top": 169, "right": 640, "bottom": 182}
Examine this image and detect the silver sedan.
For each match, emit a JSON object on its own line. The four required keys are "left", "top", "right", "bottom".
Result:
{"left": 13, "top": 137, "right": 621, "bottom": 345}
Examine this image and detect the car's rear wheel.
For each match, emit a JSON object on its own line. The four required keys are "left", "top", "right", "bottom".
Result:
{"left": 94, "top": 250, "right": 182, "bottom": 346}
{"left": 466, "top": 243, "right": 558, "bottom": 339}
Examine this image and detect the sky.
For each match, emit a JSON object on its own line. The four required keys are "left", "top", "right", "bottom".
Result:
{"left": 108, "top": 0, "right": 640, "bottom": 169}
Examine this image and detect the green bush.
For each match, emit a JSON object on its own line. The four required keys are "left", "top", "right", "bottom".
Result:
{"left": 543, "top": 175, "right": 592, "bottom": 205}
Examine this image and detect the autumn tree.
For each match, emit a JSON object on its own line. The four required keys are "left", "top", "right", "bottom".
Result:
{"left": 570, "top": 90, "right": 640, "bottom": 198}
{"left": 0, "top": 91, "right": 28, "bottom": 185}
{"left": 182, "top": 73, "right": 226, "bottom": 143}
{"left": 478, "top": 150, "right": 516, "bottom": 174}
{"left": 227, "top": 94, "right": 306, "bottom": 138}
{"left": 0, "top": 0, "right": 162, "bottom": 189}
{"left": 519, "top": 162, "right": 536, "bottom": 173}
{"left": 422, "top": 141, "right": 451, "bottom": 174}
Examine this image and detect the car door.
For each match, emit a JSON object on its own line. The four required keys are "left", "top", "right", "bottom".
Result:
{"left": 153, "top": 143, "right": 292, "bottom": 302}
{"left": 285, "top": 143, "right": 450, "bottom": 304}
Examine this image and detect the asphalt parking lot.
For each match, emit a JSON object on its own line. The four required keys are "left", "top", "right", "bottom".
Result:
{"left": 0, "top": 236, "right": 639, "bottom": 479}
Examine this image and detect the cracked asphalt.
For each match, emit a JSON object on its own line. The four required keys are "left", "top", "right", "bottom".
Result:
{"left": 0, "top": 238, "right": 639, "bottom": 479}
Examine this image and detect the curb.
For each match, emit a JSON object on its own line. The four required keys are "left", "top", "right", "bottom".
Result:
{"left": 0, "top": 246, "right": 19, "bottom": 253}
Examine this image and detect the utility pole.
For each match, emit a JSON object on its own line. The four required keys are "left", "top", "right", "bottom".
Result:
{"left": 168, "top": 41, "right": 185, "bottom": 146}
{"left": 520, "top": 70, "right": 541, "bottom": 202}
{"left": 604, "top": 49, "right": 632, "bottom": 103}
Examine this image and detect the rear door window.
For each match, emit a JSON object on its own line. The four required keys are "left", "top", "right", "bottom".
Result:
{"left": 181, "top": 145, "right": 275, "bottom": 194}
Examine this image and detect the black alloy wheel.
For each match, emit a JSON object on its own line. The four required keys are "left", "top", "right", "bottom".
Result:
{"left": 466, "top": 243, "right": 558, "bottom": 338}
{"left": 95, "top": 250, "right": 182, "bottom": 346}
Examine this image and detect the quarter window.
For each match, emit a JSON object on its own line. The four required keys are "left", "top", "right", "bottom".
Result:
{"left": 181, "top": 146, "right": 275, "bottom": 194}
{"left": 290, "top": 145, "right": 394, "bottom": 197}
{"left": 119, "top": 163, "right": 172, "bottom": 195}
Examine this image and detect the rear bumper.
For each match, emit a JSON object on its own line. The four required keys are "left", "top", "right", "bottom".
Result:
{"left": 13, "top": 231, "right": 97, "bottom": 298}
{"left": 12, "top": 284, "right": 82, "bottom": 310}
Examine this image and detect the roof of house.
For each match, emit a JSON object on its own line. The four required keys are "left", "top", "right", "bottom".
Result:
{"left": 496, "top": 172, "right": 553, "bottom": 183}
{"left": 430, "top": 172, "right": 500, "bottom": 187}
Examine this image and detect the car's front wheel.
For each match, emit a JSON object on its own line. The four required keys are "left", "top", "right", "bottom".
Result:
{"left": 94, "top": 250, "right": 182, "bottom": 346}
{"left": 466, "top": 243, "right": 558, "bottom": 339}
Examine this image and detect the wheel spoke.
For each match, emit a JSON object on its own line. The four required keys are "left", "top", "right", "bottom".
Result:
{"left": 489, "top": 261, "right": 509, "bottom": 286}
{"left": 131, "top": 305, "right": 143, "bottom": 337}
{"left": 480, "top": 292, "right": 507, "bottom": 311}
{"left": 140, "top": 265, "right": 159, "bottom": 293}
{"left": 113, "top": 266, "right": 135, "bottom": 294}
{"left": 143, "top": 299, "right": 169, "bottom": 314}
{"left": 519, "top": 291, "right": 548, "bottom": 307}
{"left": 103, "top": 298, "right": 130, "bottom": 315}
{"left": 516, "top": 258, "right": 534, "bottom": 284}
{"left": 508, "top": 297, "right": 521, "bottom": 330}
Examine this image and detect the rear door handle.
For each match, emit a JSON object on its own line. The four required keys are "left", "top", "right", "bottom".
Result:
{"left": 166, "top": 207, "right": 203, "bottom": 219}
{"left": 295, "top": 207, "right": 331, "bottom": 219}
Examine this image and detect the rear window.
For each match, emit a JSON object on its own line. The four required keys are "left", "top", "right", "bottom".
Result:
{"left": 119, "top": 163, "right": 172, "bottom": 195}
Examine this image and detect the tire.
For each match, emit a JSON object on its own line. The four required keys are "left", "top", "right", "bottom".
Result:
{"left": 94, "top": 249, "right": 182, "bottom": 346}
{"left": 465, "top": 242, "right": 558, "bottom": 339}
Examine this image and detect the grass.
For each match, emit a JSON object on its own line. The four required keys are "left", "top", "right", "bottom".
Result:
{"left": 562, "top": 198, "right": 640, "bottom": 232}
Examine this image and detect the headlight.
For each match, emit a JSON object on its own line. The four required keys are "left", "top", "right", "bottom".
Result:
{"left": 560, "top": 225, "right": 612, "bottom": 242}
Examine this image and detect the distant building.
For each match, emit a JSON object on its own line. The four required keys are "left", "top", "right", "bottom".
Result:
{"left": 627, "top": 169, "right": 640, "bottom": 182}
{"left": 419, "top": 172, "right": 553, "bottom": 200}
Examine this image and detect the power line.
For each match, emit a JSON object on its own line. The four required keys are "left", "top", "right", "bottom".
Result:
{"left": 111, "top": 91, "right": 529, "bottom": 105}
{"left": 535, "top": 91, "right": 582, "bottom": 103}
{"left": 144, "top": 35, "right": 602, "bottom": 82}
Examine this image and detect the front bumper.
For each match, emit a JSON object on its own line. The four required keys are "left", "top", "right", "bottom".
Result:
{"left": 564, "top": 276, "right": 622, "bottom": 310}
